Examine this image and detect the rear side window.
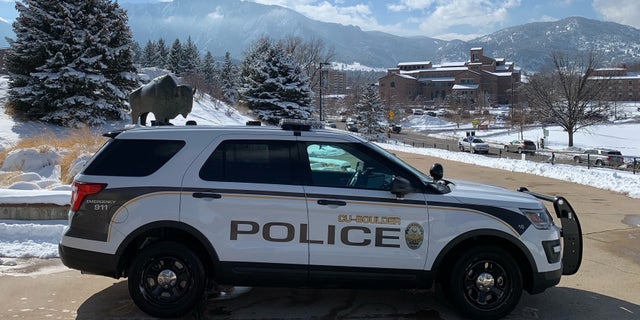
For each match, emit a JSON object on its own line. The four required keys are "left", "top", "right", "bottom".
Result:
{"left": 199, "top": 140, "right": 298, "bottom": 185}
{"left": 83, "top": 139, "right": 185, "bottom": 176}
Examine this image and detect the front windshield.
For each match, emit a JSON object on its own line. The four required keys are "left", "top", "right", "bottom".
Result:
{"left": 473, "top": 138, "right": 485, "bottom": 143}
{"left": 365, "top": 142, "right": 433, "bottom": 183}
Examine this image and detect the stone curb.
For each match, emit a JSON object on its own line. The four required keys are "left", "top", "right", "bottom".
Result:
{"left": 0, "top": 204, "right": 69, "bottom": 220}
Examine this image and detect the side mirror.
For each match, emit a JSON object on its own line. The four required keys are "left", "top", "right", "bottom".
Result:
{"left": 391, "top": 176, "right": 413, "bottom": 197}
{"left": 430, "top": 163, "right": 444, "bottom": 181}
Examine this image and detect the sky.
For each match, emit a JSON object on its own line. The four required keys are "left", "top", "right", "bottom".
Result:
{"left": 1, "top": 73, "right": 640, "bottom": 264}
{"left": 0, "top": 0, "right": 638, "bottom": 41}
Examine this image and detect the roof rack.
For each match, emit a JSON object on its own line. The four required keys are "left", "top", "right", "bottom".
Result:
{"left": 279, "top": 119, "right": 323, "bottom": 131}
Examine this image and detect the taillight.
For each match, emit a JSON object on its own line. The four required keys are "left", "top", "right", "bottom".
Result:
{"left": 71, "top": 181, "right": 107, "bottom": 211}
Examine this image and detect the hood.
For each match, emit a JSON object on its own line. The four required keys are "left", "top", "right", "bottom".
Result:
{"left": 447, "top": 179, "right": 542, "bottom": 209}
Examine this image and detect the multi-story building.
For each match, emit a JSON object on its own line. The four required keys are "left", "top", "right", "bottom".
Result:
{"left": 378, "top": 48, "right": 521, "bottom": 109}
{"left": 589, "top": 68, "right": 640, "bottom": 101}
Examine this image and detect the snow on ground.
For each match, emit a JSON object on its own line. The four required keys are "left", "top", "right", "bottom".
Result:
{"left": 1, "top": 73, "right": 640, "bottom": 261}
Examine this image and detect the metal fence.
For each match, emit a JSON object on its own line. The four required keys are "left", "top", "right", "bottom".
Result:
{"left": 379, "top": 135, "right": 639, "bottom": 174}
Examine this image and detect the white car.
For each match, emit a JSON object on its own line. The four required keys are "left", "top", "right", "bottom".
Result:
{"left": 459, "top": 136, "right": 490, "bottom": 154}
{"left": 59, "top": 120, "right": 582, "bottom": 319}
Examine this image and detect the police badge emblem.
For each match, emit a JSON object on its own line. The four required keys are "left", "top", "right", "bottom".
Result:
{"left": 405, "top": 222, "right": 424, "bottom": 249}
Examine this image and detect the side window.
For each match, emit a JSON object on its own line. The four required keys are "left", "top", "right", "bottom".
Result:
{"left": 305, "top": 142, "right": 396, "bottom": 190}
{"left": 83, "top": 139, "right": 185, "bottom": 176}
{"left": 200, "top": 140, "right": 297, "bottom": 185}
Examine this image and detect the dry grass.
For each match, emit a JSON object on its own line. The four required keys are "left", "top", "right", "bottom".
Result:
{"left": 0, "top": 127, "right": 107, "bottom": 186}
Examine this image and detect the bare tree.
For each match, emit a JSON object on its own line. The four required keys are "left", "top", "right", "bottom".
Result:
{"left": 521, "top": 51, "right": 611, "bottom": 147}
{"left": 279, "top": 36, "right": 335, "bottom": 90}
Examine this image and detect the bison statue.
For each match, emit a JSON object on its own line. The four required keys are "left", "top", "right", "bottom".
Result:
{"left": 129, "top": 74, "right": 196, "bottom": 125}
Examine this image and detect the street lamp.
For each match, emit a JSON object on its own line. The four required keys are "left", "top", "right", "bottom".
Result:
{"left": 319, "top": 62, "right": 330, "bottom": 121}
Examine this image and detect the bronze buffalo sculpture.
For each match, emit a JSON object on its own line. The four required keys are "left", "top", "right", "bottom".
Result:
{"left": 129, "top": 74, "right": 196, "bottom": 125}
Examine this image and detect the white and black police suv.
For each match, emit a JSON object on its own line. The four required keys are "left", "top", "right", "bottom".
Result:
{"left": 59, "top": 120, "right": 582, "bottom": 319}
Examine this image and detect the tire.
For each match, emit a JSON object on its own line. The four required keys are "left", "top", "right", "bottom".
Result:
{"left": 444, "top": 246, "right": 523, "bottom": 320}
{"left": 459, "top": 145, "right": 465, "bottom": 152}
{"left": 503, "top": 146, "right": 509, "bottom": 152}
{"left": 517, "top": 147, "right": 522, "bottom": 154}
{"left": 595, "top": 159, "right": 604, "bottom": 166}
{"left": 573, "top": 156, "right": 581, "bottom": 163}
{"left": 128, "top": 241, "right": 206, "bottom": 318}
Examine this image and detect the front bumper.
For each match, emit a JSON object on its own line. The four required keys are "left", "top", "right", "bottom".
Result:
{"left": 518, "top": 188, "right": 583, "bottom": 275}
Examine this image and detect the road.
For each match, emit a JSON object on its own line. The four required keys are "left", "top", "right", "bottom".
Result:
{"left": 1, "top": 151, "right": 639, "bottom": 319}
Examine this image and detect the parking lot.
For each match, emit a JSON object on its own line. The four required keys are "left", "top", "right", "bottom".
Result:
{"left": 1, "top": 151, "right": 639, "bottom": 319}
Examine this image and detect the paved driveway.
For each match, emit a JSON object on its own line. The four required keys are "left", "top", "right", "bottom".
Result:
{"left": 1, "top": 152, "right": 639, "bottom": 319}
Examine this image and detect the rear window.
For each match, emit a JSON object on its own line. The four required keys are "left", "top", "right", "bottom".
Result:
{"left": 607, "top": 151, "right": 622, "bottom": 156}
{"left": 83, "top": 139, "right": 185, "bottom": 176}
{"left": 199, "top": 140, "right": 298, "bottom": 185}
{"left": 524, "top": 141, "right": 536, "bottom": 146}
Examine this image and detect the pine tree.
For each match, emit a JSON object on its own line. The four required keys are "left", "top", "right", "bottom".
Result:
{"left": 141, "top": 40, "right": 157, "bottom": 67}
{"left": 6, "top": 0, "right": 138, "bottom": 126}
{"left": 240, "top": 38, "right": 313, "bottom": 124}
{"left": 156, "top": 38, "right": 168, "bottom": 67}
{"left": 199, "top": 51, "right": 217, "bottom": 96}
{"left": 355, "top": 84, "right": 386, "bottom": 135}
{"left": 220, "top": 51, "right": 238, "bottom": 105}
{"left": 166, "top": 39, "right": 183, "bottom": 74}
{"left": 182, "top": 36, "right": 200, "bottom": 74}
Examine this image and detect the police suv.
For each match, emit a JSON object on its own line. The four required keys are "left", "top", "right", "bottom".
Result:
{"left": 59, "top": 120, "right": 582, "bottom": 319}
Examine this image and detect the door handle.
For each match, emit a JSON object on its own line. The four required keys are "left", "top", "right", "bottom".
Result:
{"left": 317, "top": 199, "right": 346, "bottom": 206}
{"left": 192, "top": 192, "right": 222, "bottom": 199}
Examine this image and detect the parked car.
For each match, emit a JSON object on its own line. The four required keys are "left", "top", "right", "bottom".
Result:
{"left": 346, "top": 122, "right": 358, "bottom": 132}
{"left": 573, "top": 148, "right": 624, "bottom": 167}
{"left": 389, "top": 124, "right": 402, "bottom": 133}
{"left": 325, "top": 121, "right": 337, "bottom": 128}
{"left": 59, "top": 119, "right": 582, "bottom": 320}
{"left": 458, "top": 136, "right": 489, "bottom": 154}
{"left": 504, "top": 139, "right": 537, "bottom": 154}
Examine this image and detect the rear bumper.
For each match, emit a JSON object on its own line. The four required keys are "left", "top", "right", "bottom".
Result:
{"left": 59, "top": 244, "right": 121, "bottom": 278}
{"left": 517, "top": 188, "right": 583, "bottom": 275}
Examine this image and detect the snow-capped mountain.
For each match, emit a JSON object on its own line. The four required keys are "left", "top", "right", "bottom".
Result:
{"left": 1, "top": 1, "right": 640, "bottom": 72}
{"left": 437, "top": 16, "right": 640, "bottom": 71}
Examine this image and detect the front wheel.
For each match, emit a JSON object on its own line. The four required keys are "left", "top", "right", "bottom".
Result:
{"left": 445, "top": 246, "right": 523, "bottom": 320}
{"left": 128, "top": 241, "right": 206, "bottom": 318}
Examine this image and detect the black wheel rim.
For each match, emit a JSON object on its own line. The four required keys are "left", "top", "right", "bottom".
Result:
{"left": 462, "top": 259, "right": 511, "bottom": 311}
{"left": 139, "top": 255, "right": 193, "bottom": 306}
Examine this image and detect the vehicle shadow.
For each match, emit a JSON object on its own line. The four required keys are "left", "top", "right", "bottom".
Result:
{"left": 75, "top": 283, "right": 640, "bottom": 319}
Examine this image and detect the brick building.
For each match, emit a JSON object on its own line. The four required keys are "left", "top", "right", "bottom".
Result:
{"left": 589, "top": 67, "right": 640, "bottom": 101}
{"left": 378, "top": 48, "right": 521, "bottom": 108}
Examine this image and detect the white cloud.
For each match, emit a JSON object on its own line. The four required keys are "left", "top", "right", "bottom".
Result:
{"left": 414, "top": 0, "right": 521, "bottom": 38}
{"left": 387, "top": 0, "right": 437, "bottom": 11}
{"left": 206, "top": 6, "right": 224, "bottom": 21}
{"left": 593, "top": 0, "right": 640, "bottom": 29}
{"left": 247, "top": 0, "right": 524, "bottom": 38}
{"left": 251, "top": 1, "right": 382, "bottom": 32}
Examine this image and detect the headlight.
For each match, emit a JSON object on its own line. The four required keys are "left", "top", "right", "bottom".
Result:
{"left": 521, "top": 208, "right": 553, "bottom": 229}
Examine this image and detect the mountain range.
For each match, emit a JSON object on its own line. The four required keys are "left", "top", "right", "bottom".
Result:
{"left": 1, "top": 0, "right": 640, "bottom": 72}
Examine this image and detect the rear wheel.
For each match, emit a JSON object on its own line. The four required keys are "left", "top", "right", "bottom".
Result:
{"left": 128, "top": 241, "right": 206, "bottom": 318}
{"left": 445, "top": 246, "right": 523, "bottom": 320}
{"left": 517, "top": 147, "right": 522, "bottom": 154}
{"left": 595, "top": 159, "right": 604, "bottom": 166}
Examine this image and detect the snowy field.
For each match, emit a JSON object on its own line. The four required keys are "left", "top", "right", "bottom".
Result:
{"left": 1, "top": 73, "right": 640, "bottom": 262}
